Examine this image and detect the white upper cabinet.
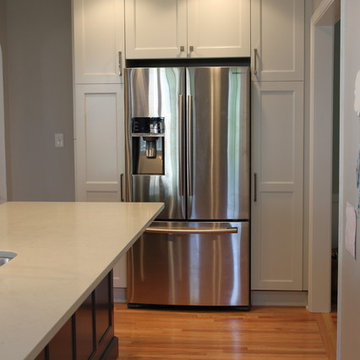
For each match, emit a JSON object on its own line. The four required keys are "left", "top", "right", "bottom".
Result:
{"left": 125, "top": 0, "right": 250, "bottom": 59}
{"left": 187, "top": 0, "right": 250, "bottom": 58}
{"left": 73, "top": 0, "right": 124, "bottom": 84}
{"left": 251, "top": 0, "right": 304, "bottom": 81}
{"left": 125, "top": 0, "right": 187, "bottom": 59}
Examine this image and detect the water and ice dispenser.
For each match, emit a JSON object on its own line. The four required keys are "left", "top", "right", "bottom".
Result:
{"left": 131, "top": 117, "right": 165, "bottom": 175}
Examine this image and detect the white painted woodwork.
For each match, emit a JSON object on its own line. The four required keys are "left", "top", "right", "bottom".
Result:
{"left": 73, "top": 0, "right": 124, "bottom": 84}
{"left": 251, "top": 81, "right": 304, "bottom": 290}
{"left": 251, "top": 0, "right": 304, "bottom": 81}
{"left": 0, "top": 45, "right": 6, "bottom": 203}
{"left": 125, "top": 0, "right": 250, "bottom": 59}
{"left": 187, "top": 0, "right": 250, "bottom": 57}
{"left": 73, "top": 1, "right": 128, "bottom": 288}
{"left": 307, "top": 0, "right": 337, "bottom": 313}
{"left": 313, "top": 0, "right": 340, "bottom": 26}
{"left": 74, "top": 84, "right": 124, "bottom": 202}
{"left": 251, "top": 291, "right": 308, "bottom": 306}
{"left": 125, "top": 0, "right": 187, "bottom": 59}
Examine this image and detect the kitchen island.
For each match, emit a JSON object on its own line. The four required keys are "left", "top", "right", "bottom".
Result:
{"left": 0, "top": 202, "right": 163, "bottom": 360}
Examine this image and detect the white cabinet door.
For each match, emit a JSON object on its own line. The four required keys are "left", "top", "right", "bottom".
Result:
{"left": 187, "top": 0, "right": 250, "bottom": 57}
{"left": 251, "top": 0, "right": 304, "bottom": 81}
{"left": 73, "top": 0, "right": 124, "bottom": 84}
{"left": 125, "top": 0, "right": 187, "bottom": 59}
{"left": 74, "top": 84, "right": 125, "bottom": 201}
{"left": 251, "top": 82, "right": 304, "bottom": 290}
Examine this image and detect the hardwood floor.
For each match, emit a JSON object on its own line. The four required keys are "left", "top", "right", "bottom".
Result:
{"left": 114, "top": 304, "right": 337, "bottom": 360}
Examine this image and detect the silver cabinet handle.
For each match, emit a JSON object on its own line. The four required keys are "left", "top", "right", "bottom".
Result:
{"left": 180, "top": 45, "right": 185, "bottom": 52}
{"left": 118, "top": 51, "right": 122, "bottom": 77}
{"left": 120, "top": 173, "right": 124, "bottom": 202}
{"left": 179, "top": 94, "right": 185, "bottom": 196}
{"left": 253, "top": 48, "right": 258, "bottom": 76}
{"left": 253, "top": 173, "right": 257, "bottom": 202}
{"left": 187, "top": 95, "right": 193, "bottom": 197}
{"left": 189, "top": 45, "right": 194, "bottom": 53}
{"left": 145, "top": 226, "right": 238, "bottom": 234}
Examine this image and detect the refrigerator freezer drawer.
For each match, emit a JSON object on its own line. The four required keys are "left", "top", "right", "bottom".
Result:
{"left": 127, "top": 221, "right": 249, "bottom": 307}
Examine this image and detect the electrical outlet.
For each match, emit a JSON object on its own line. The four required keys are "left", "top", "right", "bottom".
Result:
{"left": 55, "top": 133, "right": 64, "bottom": 148}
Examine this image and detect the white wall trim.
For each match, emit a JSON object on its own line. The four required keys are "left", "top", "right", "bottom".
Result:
{"left": 114, "top": 287, "right": 127, "bottom": 303}
{"left": 312, "top": 0, "right": 340, "bottom": 26}
{"left": 251, "top": 291, "right": 308, "bottom": 307}
{"left": 0, "top": 45, "right": 7, "bottom": 203}
{"left": 307, "top": 0, "right": 339, "bottom": 313}
{"left": 337, "top": 1, "right": 346, "bottom": 357}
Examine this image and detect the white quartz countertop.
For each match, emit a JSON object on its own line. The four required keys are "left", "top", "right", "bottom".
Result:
{"left": 0, "top": 201, "right": 163, "bottom": 360}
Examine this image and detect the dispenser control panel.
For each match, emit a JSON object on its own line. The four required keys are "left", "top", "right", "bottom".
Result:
{"left": 131, "top": 117, "right": 165, "bottom": 175}
{"left": 132, "top": 117, "right": 164, "bottom": 135}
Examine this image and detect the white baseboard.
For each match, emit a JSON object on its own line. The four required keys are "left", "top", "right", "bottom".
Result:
{"left": 114, "top": 287, "right": 127, "bottom": 303}
{"left": 251, "top": 291, "right": 308, "bottom": 306}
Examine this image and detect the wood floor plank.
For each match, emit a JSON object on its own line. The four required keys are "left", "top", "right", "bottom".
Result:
{"left": 114, "top": 304, "right": 336, "bottom": 360}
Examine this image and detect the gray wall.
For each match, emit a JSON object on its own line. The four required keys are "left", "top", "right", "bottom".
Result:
{"left": 0, "top": 0, "right": 6, "bottom": 201}
{"left": 0, "top": 1, "right": 6, "bottom": 51}
{"left": 4, "top": 0, "right": 74, "bottom": 201}
{"left": 338, "top": 0, "right": 360, "bottom": 358}
{"left": 0, "top": 1, "right": 6, "bottom": 54}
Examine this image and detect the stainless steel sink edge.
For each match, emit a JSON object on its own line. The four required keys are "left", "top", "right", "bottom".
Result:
{"left": 0, "top": 251, "right": 17, "bottom": 267}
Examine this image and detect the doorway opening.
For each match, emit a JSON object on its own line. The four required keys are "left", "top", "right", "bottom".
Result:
{"left": 308, "top": 0, "right": 340, "bottom": 313}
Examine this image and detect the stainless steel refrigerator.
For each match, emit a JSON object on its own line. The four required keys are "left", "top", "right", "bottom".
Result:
{"left": 124, "top": 66, "right": 250, "bottom": 308}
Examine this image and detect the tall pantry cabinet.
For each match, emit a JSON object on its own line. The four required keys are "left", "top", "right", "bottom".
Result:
{"left": 73, "top": 0, "right": 126, "bottom": 288}
{"left": 250, "top": 0, "right": 305, "bottom": 290}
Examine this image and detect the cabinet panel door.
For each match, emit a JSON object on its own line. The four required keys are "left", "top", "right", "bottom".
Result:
{"left": 125, "top": 0, "right": 187, "bottom": 59}
{"left": 251, "top": 82, "right": 304, "bottom": 290}
{"left": 95, "top": 276, "right": 112, "bottom": 345}
{"left": 75, "top": 294, "right": 95, "bottom": 360}
{"left": 34, "top": 349, "right": 46, "bottom": 360}
{"left": 74, "top": 84, "right": 125, "bottom": 201}
{"left": 73, "top": 0, "right": 124, "bottom": 84}
{"left": 188, "top": 0, "right": 250, "bottom": 57}
{"left": 47, "top": 318, "right": 73, "bottom": 360}
{"left": 251, "top": 0, "right": 304, "bottom": 81}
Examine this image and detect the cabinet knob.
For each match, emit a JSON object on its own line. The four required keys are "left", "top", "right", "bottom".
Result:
{"left": 189, "top": 45, "right": 194, "bottom": 53}
{"left": 180, "top": 45, "right": 185, "bottom": 52}
{"left": 120, "top": 173, "right": 124, "bottom": 202}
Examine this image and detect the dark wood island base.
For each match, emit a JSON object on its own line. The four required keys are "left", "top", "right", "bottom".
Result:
{"left": 35, "top": 271, "right": 118, "bottom": 360}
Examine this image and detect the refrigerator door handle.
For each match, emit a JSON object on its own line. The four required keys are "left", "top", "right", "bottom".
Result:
{"left": 253, "top": 172, "right": 257, "bottom": 202}
{"left": 145, "top": 226, "right": 238, "bottom": 234}
{"left": 179, "top": 94, "right": 185, "bottom": 196}
{"left": 187, "top": 94, "right": 193, "bottom": 217}
{"left": 120, "top": 173, "right": 124, "bottom": 202}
